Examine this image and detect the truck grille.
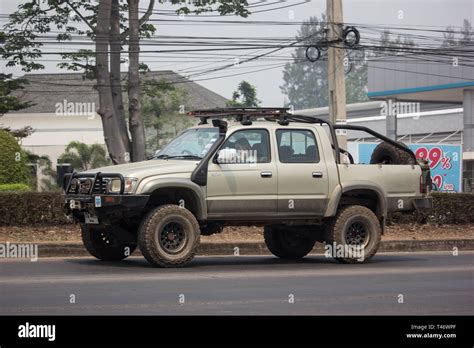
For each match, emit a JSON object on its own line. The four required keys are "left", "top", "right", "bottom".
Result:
{"left": 64, "top": 173, "right": 124, "bottom": 195}
{"left": 92, "top": 178, "right": 109, "bottom": 194}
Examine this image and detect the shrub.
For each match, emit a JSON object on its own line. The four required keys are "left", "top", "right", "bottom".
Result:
{"left": 0, "top": 183, "right": 31, "bottom": 192}
{"left": 0, "top": 192, "right": 472, "bottom": 226}
{"left": 0, "top": 130, "right": 30, "bottom": 184}
{"left": 0, "top": 192, "right": 70, "bottom": 226}
{"left": 388, "top": 192, "right": 474, "bottom": 225}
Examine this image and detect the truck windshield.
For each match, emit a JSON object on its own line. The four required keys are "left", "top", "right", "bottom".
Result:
{"left": 154, "top": 127, "right": 219, "bottom": 160}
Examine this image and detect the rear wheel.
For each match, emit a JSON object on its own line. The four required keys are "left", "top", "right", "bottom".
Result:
{"left": 81, "top": 224, "right": 137, "bottom": 261}
{"left": 325, "top": 205, "right": 381, "bottom": 263}
{"left": 138, "top": 204, "right": 200, "bottom": 267}
{"left": 263, "top": 225, "right": 317, "bottom": 259}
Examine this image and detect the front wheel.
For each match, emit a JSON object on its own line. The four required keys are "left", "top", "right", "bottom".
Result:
{"left": 325, "top": 205, "right": 381, "bottom": 263}
{"left": 138, "top": 204, "right": 200, "bottom": 268}
{"left": 81, "top": 224, "right": 137, "bottom": 261}
{"left": 263, "top": 225, "right": 317, "bottom": 259}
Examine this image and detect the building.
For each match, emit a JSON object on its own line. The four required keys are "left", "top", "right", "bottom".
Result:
{"left": 0, "top": 71, "right": 228, "bottom": 166}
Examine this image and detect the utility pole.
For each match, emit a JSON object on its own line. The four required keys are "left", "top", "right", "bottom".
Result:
{"left": 327, "top": 0, "right": 347, "bottom": 155}
{"left": 386, "top": 98, "right": 398, "bottom": 141}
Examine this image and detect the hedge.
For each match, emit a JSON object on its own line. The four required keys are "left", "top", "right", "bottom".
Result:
{"left": 0, "top": 183, "right": 31, "bottom": 192}
{"left": 388, "top": 192, "right": 474, "bottom": 225}
{"left": 0, "top": 192, "right": 70, "bottom": 226}
{"left": 0, "top": 192, "right": 472, "bottom": 226}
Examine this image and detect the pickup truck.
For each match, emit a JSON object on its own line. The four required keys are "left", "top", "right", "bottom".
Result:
{"left": 63, "top": 107, "right": 432, "bottom": 267}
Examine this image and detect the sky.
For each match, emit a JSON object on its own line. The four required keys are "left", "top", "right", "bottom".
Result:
{"left": 1, "top": 0, "right": 473, "bottom": 106}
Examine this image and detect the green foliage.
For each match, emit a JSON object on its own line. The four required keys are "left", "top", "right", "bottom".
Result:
{"left": 0, "top": 192, "right": 70, "bottom": 225}
{"left": 141, "top": 80, "right": 194, "bottom": 155}
{"left": 0, "top": 183, "right": 30, "bottom": 192}
{"left": 58, "top": 141, "right": 110, "bottom": 171}
{"left": 2, "top": 0, "right": 249, "bottom": 75}
{"left": 280, "top": 15, "right": 369, "bottom": 109}
{"left": 442, "top": 19, "right": 472, "bottom": 47}
{"left": 389, "top": 192, "right": 474, "bottom": 225}
{"left": 377, "top": 29, "right": 415, "bottom": 56}
{"left": 280, "top": 16, "right": 328, "bottom": 110}
{"left": 0, "top": 130, "right": 30, "bottom": 185}
{"left": 0, "top": 191, "right": 471, "bottom": 226}
{"left": 25, "top": 151, "right": 59, "bottom": 191}
{"left": 0, "top": 73, "right": 32, "bottom": 114}
{"left": 226, "top": 81, "right": 260, "bottom": 107}
{"left": 0, "top": 126, "right": 35, "bottom": 140}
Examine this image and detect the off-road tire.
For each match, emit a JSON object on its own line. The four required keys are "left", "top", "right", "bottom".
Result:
{"left": 325, "top": 205, "right": 381, "bottom": 263}
{"left": 138, "top": 204, "right": 200, "bottom": 268}
{"left": 81, "top": 224, "right": 137, "bottom": 261}
{"left": 263, "top": 225, "right": 317, "bottom": 259}
{"left": 370, "top": 142, "right": 414, "bottom": 165}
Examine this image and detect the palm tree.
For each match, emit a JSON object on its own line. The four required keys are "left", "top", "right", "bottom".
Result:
{"left": 59, "top": 141, "right": 110, "bottom": 171}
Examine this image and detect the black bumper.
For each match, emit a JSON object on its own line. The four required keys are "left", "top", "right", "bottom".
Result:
{"left": 64, "top": 194, "right": 149, "bottom": 223}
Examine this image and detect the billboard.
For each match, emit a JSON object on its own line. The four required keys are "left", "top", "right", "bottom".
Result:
{"left": 357, "top": 143, "right": 462, "bottom": 192}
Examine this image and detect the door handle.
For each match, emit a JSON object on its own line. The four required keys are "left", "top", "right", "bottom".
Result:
{"left": 260, "top": 171, "right": 272, "bottom": 178}
{"left": 312, "top": 172, "right": 323, "bottom": 178}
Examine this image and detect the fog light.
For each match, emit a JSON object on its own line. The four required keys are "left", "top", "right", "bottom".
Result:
{"left": 80, "top": 179, "right": 93, "bottom": 194}
{"left": 69, "top": 178, "right": 79, "bottom": 193}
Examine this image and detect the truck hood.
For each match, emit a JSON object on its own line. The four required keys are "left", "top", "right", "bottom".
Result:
{"left": 83, "top": 159, "right": 199, "bottom": 179}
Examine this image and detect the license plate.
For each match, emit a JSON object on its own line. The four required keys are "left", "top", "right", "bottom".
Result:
{"left": 84, "top": 213, "right": 99, "bottom": 224}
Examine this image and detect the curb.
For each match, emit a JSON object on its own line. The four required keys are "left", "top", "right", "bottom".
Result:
{"left": 16, "top": 239, "right": 474, "bottom": 258}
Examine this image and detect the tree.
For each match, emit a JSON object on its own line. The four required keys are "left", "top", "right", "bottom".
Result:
{"left": 141, "top": 81, "right": 193, "bottom": 155}
{"left": 0, "top": 130, "right": 30, "bottom": 185}
{"left": 280, "top": 16, "right": 329, "bottom": 110}
{"left": 460, "top": 19, "right": 473, "bottom": 46}
{"left": 0, "top": 73, "right": 32, "bottom": 115}
{"left": 58, "top": 141, "right": 110, "bottom": 171}
{"left": 2, "top": 0, "right": 250, "bottom": 164}
{"left": 442, "top": 25, "right": 458, "bottom": 48}
{"left": 24, "top": 152, "right": 59, "bottom": 191}
{"left": 377, "top": 29, "right": 415, "bottom": 56}
{"left": 226, "top": 81, "right": 260, "bottom": 107}
{"left": 280, "top": 15, "right": 369, "bottom": 110}
{"left": 441, "top": 19, "right": 472, "bottom": 47}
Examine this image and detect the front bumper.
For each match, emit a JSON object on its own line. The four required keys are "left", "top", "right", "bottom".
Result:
{"left": 63, "top": 194, "right": 149, "bottom": 224}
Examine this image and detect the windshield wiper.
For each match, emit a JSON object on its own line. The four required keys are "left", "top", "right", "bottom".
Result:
{"left": 165, "top": 155, "right": 202, "bottom": 160}
{"left": 154, "top": 154, "right": 202, "bottom": 160}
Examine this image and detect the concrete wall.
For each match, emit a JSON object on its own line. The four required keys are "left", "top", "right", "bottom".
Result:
{"left": 1, "top": 112, "right": 104, "bottom": 166}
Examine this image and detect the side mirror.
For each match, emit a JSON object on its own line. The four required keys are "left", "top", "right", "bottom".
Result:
{"left": 215, "top": 148, "right": 237, "bottom": 164}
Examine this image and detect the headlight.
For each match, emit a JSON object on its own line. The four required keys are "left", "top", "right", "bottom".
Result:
{"left": 107, "top": 177, "right": 138, "bottom": 194}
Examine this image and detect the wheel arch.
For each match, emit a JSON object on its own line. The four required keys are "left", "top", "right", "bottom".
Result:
{"left": 139, "top": 178, "right": 207, "bottom": 220}
{"left": 326, "top": 182, "right": 387, "bottom": 230}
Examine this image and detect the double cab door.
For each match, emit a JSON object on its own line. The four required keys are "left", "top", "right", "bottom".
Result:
{"left": 206, "top": 126, "right": 329, "bottom": 219}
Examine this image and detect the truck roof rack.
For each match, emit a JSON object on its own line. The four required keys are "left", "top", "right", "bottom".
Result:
{"left": 187, "top": 107, "right": 292, "bottom": 126}
{"left": 187, "top": 107, "right": 341, "bottom": 161}
{"left": 187, "top": 107, "right": 416, "bottom": 164}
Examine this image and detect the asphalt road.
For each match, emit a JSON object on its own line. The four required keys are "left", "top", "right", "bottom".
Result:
{"left": 0, "top": 251, "right": 473, "bottom": 315}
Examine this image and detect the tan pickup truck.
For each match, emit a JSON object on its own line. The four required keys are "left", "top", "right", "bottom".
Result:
{"left": 63, "top": 108, "right": 432, "bottom": 267}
